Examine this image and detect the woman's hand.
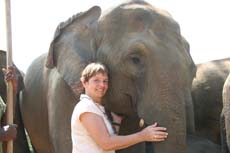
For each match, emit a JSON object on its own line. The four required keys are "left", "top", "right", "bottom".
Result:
{"left": 139, "top": 122, "right": 168, "bottom": 142}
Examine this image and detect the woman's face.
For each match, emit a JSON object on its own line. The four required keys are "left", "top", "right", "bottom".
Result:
{"left": 83, "top": 72, "right": 109, "bottom": 102}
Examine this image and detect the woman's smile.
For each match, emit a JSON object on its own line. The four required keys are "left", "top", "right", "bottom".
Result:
{"left": 83, "top": 73, "right": 109, "bottom": 103}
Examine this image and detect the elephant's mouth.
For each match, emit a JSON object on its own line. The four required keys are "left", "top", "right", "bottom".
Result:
{"left": 124, "top": 93, "right": 148, "bottom": 128}
{"left": 103, "top": 91, "right": 138, "bottom": 117}
{"left": 124, "top": 92, "right": 138, "bottom": 115}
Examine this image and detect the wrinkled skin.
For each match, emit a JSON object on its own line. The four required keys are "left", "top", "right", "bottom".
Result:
{"left": 192, "top": 58, "right": 230, "bottom": 144}
{"left": 221, "top": 73, "right": 230, "bottom": 153}
{"left": 21, "top": 1, "right": 196, "bottom": 153}
{"left": 187, "top": 135, "right": 221, "bottom": 153}
{"left": 0, "top": 50, "right": 30, "bottom": 153}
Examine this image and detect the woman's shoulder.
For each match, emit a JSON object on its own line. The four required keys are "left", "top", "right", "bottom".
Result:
{"left": 74, "top": 94, "right": 96, "bottom": 111}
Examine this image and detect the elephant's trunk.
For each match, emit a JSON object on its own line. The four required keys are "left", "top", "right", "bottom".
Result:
{"left": 137, "top": 72, "right": 187, "bottom": 153}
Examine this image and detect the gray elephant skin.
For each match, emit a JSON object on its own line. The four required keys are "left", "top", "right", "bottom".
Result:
{"left": 192, "top": 58, "right": 230, "bottom": 144}
{"left": 221, "top": 72, "right": 230, "bottom": 153}
{"left": 0, "top": 50, "right": 30, "bottom": 153}
{"left": 21, "top": 1, "right": 196, "bottom": 153}
{"left": 187, "top": 135, "right": 220, "bottom": 153}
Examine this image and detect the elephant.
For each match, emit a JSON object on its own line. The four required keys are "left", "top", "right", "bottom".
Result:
{"left": 20, "top": 1, "right": 196, "bottom": 153}
{"left": 145, "top": 135, "right": 221, "bottom": 153}
{"left": 221, "top": 73, "right": 230, "bottom": 153}
{"left": 0, "top": 50, "right": 30, "bottom": 153}
{"left": 192, "top": 58, "right": 230, "bottom": 144}
{"left": 187, "top": 135, "right": 221, "bottom": 153}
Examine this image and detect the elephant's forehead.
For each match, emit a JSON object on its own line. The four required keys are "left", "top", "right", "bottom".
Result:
{"left": 100, "top": 4, "right": 178, "bottom": 35}
{"left": 120, "top": 3, "right": 171, "bottom": 18}
{"left": 121, "top": 3, "right": 151, "bottom": 10}
{"left": 102, "top": 2, "right": 172, "bottom": 21}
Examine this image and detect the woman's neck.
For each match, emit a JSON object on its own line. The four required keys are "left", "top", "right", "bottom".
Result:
{"left": 84, "top": 93, "right": 102, "bottom": 104}
{"left": 93, "top": 98, "right": 101, "bottom": 104}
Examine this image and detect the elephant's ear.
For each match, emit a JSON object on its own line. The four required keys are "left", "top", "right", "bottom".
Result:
{"left": 46, "top": 6, "right": 101, "bottom": 68}
{"left": 182, "top": 36, "right": 190, "bottom": 53}
{"left": 182, "top": 36, "right": 197, "bottom": 79}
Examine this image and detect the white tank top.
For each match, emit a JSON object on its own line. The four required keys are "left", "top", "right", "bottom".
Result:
{"left": 71, "top": 94, "right": 115, "bottom": 153}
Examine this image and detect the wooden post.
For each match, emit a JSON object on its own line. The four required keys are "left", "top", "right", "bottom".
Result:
{"left": 5, "top": 0, "right": 14, "bottom": 153}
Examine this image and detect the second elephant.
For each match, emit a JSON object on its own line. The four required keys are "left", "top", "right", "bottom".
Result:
{"left": 192, "top": 58, "right": 230, "bottom": 144}
{"left": 221, "top": 72, "right": 230, "bottom": 153}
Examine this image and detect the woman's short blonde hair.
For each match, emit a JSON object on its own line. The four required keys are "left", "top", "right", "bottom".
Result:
{"left": 80, "top": 63, "right": 108, "bottom": 82}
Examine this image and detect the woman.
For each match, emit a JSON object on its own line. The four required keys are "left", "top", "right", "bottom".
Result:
{"left": 71, "top": 62, "right": 168, "bottom": 153}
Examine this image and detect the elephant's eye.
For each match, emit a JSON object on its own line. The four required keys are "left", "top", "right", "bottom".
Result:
{"left": 131, "top": 55, "right": 141, "bottom": 65}
{"left": 123, "top": 51, "right": 146, "bottom": 78}
{"left": 128, "top": 44, "right": 147, "bottom": 67}
{"left": 129, "top": 53, "right": 143, "bottom": 66}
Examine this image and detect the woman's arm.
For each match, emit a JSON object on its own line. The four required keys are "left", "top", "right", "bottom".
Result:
{"left": 80, "top": 112, "right": 168, "bottom": 151}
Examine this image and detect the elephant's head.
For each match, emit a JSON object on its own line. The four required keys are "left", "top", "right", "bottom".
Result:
{"left": 46, "top": 1, "right": 196, "bottom": 153}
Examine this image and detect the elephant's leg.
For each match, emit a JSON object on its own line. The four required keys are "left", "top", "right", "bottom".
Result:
{"left": 187, "top": 135, "right": 221, "bottom": 153}
{"left": 220, "top": 111, "right": 228, "bottom": 153}
{"left": 13, "top": 93, "right": 31, "bottom": 153}
{"left": 21, "top": 56, "right": 54, "bottom": 153}
{"left": 48, "top": 75, "right": 77, "bottom": 153}
{"left": 223, "top": 75, "right": 230, "bottom": 153}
